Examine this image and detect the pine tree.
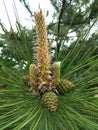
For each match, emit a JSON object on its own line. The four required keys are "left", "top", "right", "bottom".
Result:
{"left": 0, "top": 1, "right": 98, "bottom": 130}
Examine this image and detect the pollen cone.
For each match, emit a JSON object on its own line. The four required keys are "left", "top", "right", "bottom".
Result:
{"left": 51, "top": 62, "right": 60, "bottom": 87}
{"left": 29, "top": 64, "right": 38, "bottom": 92}
{"left": 34, "top": 9, "right": 50, "bottom": 81}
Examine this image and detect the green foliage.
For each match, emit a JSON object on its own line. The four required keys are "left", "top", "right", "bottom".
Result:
{"left": 0, "top": 22, "right": 37, "bottom": 70}
{"left": 49, "top": 0, "right": 98, "bottom": 59}
{"left": 0, "top": 25, "right": 98, "bottom": 129}
{"left": 0, "top": 0, "right": 98, "bottom": 130}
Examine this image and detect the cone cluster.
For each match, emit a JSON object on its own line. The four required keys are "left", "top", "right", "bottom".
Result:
{"left": 22, "top": 9, "right": 76, "bottom": 112}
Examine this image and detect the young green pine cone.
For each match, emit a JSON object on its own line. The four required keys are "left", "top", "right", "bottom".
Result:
{"left": 57, "top": 79, "right": 75, "bottom": 95}
{"left": 51, "top": 62, "right": 60, "bottom": 87}
{"left": 42, "top": 91, "right": 58, "bottom": 112}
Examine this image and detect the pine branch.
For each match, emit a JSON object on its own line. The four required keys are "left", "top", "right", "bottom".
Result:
{"left": 19, "top": 0, "right": 34, "bottom": 18}
{"left": 56, "top": 0, "right": 66, "bottom": 60}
